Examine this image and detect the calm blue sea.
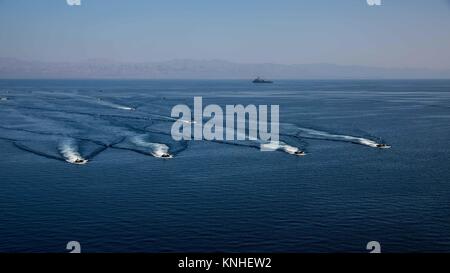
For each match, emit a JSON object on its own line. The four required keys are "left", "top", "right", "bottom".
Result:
{"left": 0, "top": 79, "right": 449, "bottom": 253}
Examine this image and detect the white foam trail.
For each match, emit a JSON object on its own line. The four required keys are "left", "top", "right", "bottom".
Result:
{"left": 261, "top": 141, "right": 305, "bottom": 156}
{"left": 96, "top": 98, "right": 135, "bottom": 111}
{"left": 0, "top": 97, "right": 8, "bottom": 101}
{"left": 232, "top": 128, "right": 305, "bottom": 156}
{"left": 160, "top": 115, "right": 195, "bottom": 124}
{"left": 130, "top": 135, "right": 172, "bottom": 158}
{"left": 297, "top": 127, "right": 389, "bottom": 148}
{"left": 58, "top": 139, "right": 88, "bottom": 165}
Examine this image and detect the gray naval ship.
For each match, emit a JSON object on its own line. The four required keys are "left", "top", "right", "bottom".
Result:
{"left": 253, "top": 77, "right": 273, "bottom": 84}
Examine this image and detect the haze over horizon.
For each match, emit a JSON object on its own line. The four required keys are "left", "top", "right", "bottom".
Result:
{"left": 1, "top": 57, "right": 449, "bottom": 79}
{"left": 1, "top": 0, "right": 450, "bottom": 71}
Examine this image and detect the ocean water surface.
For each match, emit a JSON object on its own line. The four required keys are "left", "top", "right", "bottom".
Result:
{"left": 0, "top": 79, "right": 449, "bottom": 253}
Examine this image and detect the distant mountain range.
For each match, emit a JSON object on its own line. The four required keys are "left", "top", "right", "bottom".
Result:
{"left": 1, "top": 58, "right": 449, "bottom": 79}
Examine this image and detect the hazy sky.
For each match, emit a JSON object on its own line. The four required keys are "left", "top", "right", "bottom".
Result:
{"left": 0, "top": 0, "right": 449, "bottom": 69}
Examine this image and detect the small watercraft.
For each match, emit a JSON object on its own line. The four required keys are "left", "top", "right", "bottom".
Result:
{"left": 152, "top": 152, "right": 173, "bottom": 159}
{"left": 376, "top": 144, "right": 391, "bottom": 149}
{"left": 160, "top": 153, "right": 173, "bottom": 159}
{"left": 71, "top": 158, "right": 88, "bottom": 165}
{"left": 294, "top": 150, "right": 306, "bottom": 156}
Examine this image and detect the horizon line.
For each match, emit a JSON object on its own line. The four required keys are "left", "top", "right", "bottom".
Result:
{"left": 1, "top": 78, "right": 450, "bottom": 81}
{"left": 1, "top": 57, "right": 449, "bottom": 71}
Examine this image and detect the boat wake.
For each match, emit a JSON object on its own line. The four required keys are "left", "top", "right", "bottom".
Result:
{"left": 130, "top": 135, "right": 173, "bottom": 159}
{"left": 0, "top": 88, "right": 394, "bottom": 164}
{"left": 295, "top": 127, "right": 390, "bottom": 149}
{"left": 13, "top": 141, "right": 65, "bottom": 162}
{"left": 95, "top": 98, "right": 135, "bottom": 111}
{"left": 261, "top": 141, "right": 306, "bottom": 156}
{"left": 211, "top": 129, "right": 306, "bottom": 157}
{"left": 58, "top": 138, "right": 89, "bottom": 165}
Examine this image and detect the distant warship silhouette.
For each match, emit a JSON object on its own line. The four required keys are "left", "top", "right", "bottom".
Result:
{"left": 252, "top": 77, "right": 273, "bottom": 84}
